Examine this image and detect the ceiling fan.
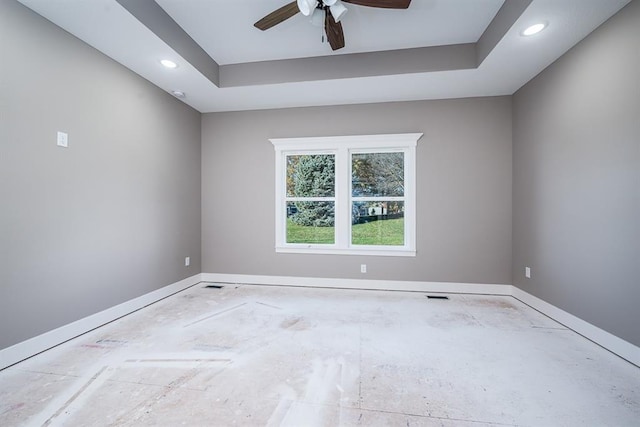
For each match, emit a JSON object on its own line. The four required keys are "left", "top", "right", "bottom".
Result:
{"left": 254, "top": 0, "right": 412, "bottom": 51}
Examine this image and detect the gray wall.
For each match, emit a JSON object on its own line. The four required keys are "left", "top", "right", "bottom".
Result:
{"left": 202, "top": 97, "right": 512, "bottom": 285}
{"left": 0, "top": 1, "right": 202, "bottom": 350}
{"left": 5, "top": 0, "right": 636, "bottom": 355}
{"left": 512, "top": 0, "right": 640, "bottom": 346}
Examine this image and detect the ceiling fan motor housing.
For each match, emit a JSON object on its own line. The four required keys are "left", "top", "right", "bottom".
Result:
{"left": 297, "top": 0, "right": 318, "bottom": 16}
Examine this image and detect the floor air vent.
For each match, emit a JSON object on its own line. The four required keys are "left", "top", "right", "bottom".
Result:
{"left": 204, "top": 284, "right": 224, "bottom": 289}
{"left": 426, "top": 295, "right": 449, "bottom": 300}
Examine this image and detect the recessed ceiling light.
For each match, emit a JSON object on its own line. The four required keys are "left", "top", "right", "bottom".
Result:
{"left": 160, "top": 59, "right": 178, "bottom": 69}
{"left": 522, "top": 23, "right": 547, "bottom": 36}
{"left": 171, "top": 90, "right": 185, "bottom": 98}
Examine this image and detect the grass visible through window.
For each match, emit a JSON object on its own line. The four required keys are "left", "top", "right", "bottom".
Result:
{"left": 287, "top": 218, "right": 404, "bottom": 246}
{"left": 352, "top": 218, "right": 404, "bottom": 245}
{"left": 287, "top": 219, "right": 334, "bottom": 244}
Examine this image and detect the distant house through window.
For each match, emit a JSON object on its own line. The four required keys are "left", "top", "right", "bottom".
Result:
{"left": 271, "top": 133, "right": 422, "bottom": 256}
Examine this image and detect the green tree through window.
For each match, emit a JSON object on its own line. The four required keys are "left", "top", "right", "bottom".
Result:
{"left": 286, "top": 154, "right": 335, "bottom": 243}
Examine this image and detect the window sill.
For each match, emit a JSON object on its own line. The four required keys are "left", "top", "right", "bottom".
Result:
{"left": 275, "top": 246, "right": 416, "bottom": 257}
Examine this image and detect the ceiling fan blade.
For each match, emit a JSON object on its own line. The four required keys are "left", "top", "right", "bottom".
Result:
{"left": 343, "top": 0, "right": 411, "bottom": 9}
{"left": 254, "top": 1, "right": 300, "bottom": 31}
{"left": 325, "top": 11, "right": 345, "bottom": 51}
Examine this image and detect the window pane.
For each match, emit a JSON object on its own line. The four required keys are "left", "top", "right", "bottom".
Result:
{"left": 287, "top": 201, "right": 335, "bottom": 244}
{"left": 352, "top": 201, "right": 404, "bottom": 246}
{"left": 352, "top": 152, "right": 404, "bottom": 197}
{"left": 287, "top": 154, "right": 335, "bottom": 197}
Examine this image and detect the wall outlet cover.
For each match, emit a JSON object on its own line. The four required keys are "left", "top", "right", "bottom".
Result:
{"left": 57, "top": 131, "right": 68, "bottom": 148}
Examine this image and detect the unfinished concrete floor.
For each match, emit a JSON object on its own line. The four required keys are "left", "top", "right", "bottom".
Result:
{"left": 1, "top": 284, "right": 639, "bottom": 426}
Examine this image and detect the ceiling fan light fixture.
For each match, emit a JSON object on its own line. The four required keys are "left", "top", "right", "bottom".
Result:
{"left": 297, "top": 0, "right": 318, "bottom": 16}
{"left": 323, "top": 0, "right": 338, "bottom": 5}
{"left": 310, "top": 8, "right": 325, "bottom": 27}
{"left": 329, "top": 1, "right": 348, "bottom": 23}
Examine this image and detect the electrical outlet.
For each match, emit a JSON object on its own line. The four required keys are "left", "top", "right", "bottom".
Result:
{"left": 360, "top": 264, "right": 367, "bottom": 273}
{"left": 57, "top": 131, "right": 68, "bottom": 148}
{"left": 185, "top": 256, "right": 190, "bottom": 267}
{"left": 525, "top": 267, "right": 531, "bottom": 279}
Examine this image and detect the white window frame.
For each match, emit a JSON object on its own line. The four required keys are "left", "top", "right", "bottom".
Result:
{"left": 271, "top": 133, "right": 422, "bottom": 256}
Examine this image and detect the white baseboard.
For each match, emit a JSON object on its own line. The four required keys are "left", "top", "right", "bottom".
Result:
{"left": 201, "top": 273, "right": 513, "bottom": 296}
{"left": 511, "top": 287, "right": 640, "bottom": 368}
{"left": 0, "top": 273, "right": 202, "bottom": 371}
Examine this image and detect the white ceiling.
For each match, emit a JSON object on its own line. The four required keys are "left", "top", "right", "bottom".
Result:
{"left": 17, "top": 0, "right": 631, "bottom": 113}
{"left": 156, "top": 0, "right": 505, "bottom": 64}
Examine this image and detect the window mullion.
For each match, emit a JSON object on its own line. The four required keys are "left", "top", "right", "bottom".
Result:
{"left": 352, "top": 197, "right": 405, "bottom": 202}
{"left": 286, "top": 197, "right": 336, "bottom": 202}
{"left": 334, "top": 146, "right": 349, "bottom": 249}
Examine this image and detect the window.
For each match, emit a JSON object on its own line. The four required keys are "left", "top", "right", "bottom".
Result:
{"left": 271, "top": 133, "right": 422, "bottom": 256}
